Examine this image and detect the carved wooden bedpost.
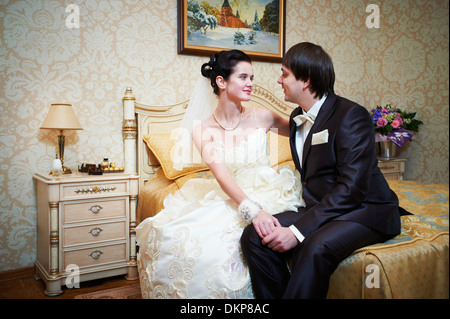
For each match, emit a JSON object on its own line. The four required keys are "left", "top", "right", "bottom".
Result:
{"left": 122, "top": 87, "right": 137, "bottom": 174}
{"left": 122, "top": 87, "right": 138, "bottom": 278}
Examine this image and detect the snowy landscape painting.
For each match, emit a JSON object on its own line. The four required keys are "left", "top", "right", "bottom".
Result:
{"left": 178, "top": 0, "right": 285, "bottom": 62}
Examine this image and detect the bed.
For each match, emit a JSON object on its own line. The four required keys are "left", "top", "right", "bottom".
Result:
{"left": 122, "top": 85, "right": 449, "bottom": 299}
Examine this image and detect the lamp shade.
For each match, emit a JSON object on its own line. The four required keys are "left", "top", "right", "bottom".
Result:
{"left": 40, "top": 103, "right": 83, "bottom": 130}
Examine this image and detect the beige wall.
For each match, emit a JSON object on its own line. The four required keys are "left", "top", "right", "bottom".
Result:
{"left": 0, "top": 0, "right": 448, "bottom": 271}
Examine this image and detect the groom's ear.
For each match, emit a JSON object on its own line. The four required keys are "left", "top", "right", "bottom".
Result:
{"left": 301, "top": 79, "right": 311, "bottom": 92}
{"left": 216, "top": 76, "right": 226, "bottom": 90}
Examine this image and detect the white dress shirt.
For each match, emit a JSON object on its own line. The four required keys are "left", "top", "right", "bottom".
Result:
{"left": 294, "top": 95, "right": 327, "bottom": 165}
{"left": 289, "top": 95, "right": 327, "bottom": 243}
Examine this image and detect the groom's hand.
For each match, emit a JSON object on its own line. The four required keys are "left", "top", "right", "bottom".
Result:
{"left": 262, "top": 227, "right": 299, "bottom": 252}
{"left": 253, "top": 210, "right": 281, "bottom": 238}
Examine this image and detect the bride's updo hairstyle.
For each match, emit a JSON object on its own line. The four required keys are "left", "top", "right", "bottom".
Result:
{"left": 201, "top": 50, "right": 252, "bottom": 95}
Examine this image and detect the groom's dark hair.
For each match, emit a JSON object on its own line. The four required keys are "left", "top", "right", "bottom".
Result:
{"left": 283, "top": 42, "right": 335, "bottom": 99}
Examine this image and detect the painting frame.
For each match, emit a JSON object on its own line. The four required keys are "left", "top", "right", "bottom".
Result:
{"left": 178, "top": 0, "right": 286, "bottom": 63}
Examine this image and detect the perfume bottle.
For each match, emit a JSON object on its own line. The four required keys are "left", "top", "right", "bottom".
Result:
{"left": 53, "top": 154, "right": 62, "bottom": 176}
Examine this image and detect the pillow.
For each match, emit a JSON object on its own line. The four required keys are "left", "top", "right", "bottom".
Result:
{"left": 144, "top": 130, "right": 292, "bottom": 179}
{"left": 143, "top": 133, "right": 208, "bottom": 180}
{"left": 267, "top": 131, "right": 292, "bottom": 167}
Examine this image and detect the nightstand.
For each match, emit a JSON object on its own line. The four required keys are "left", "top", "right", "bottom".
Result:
{"left": 33, "top": 172, "right": 139, "bottom": 296}
{"left": 377, "top": 158, "right": 406, "bottom": 180}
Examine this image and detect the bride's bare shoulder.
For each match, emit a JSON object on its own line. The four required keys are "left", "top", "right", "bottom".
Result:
{"left": 252, "top": 107, "right": 275, "bottom": 128}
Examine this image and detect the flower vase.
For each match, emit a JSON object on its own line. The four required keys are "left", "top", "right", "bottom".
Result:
{"left": 377, "top": 141, "right": 397, "bottom": 159}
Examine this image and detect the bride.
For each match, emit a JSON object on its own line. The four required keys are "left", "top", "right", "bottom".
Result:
{"left": 135, "top": 50, "right": 305, "bottom": 299}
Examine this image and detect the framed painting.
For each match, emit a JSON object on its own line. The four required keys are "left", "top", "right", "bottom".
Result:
{"left": 178, "top": 0, "right": 286, "bottom": 62}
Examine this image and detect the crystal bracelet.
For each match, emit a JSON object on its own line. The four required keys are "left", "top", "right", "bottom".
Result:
{"left": 238, "top": 199, "right": 262, "bottom": 224}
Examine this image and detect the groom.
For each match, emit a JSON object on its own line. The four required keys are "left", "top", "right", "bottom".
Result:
{"left": 241, "top": 42, "right": 402, "bottom": 298}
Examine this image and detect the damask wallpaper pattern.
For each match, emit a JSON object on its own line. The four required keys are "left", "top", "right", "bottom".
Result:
{"left": 0, "top": 0, "right": 448, "bottom": 271}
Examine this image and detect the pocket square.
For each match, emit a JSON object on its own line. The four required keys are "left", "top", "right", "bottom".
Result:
{"left": 312, "top": 129, "right": 328, "bottom": 145}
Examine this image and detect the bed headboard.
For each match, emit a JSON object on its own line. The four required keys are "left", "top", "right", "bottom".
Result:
{"left": 122, "top": 84, "right": 295, "bottom": 192}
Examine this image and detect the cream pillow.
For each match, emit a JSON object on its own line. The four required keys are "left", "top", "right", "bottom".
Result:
{"left": 267, "top": 131, "right": 293, "bottom": 167}
{"left": 144, "top": 131, "right": 292, "bottom": 179}
{"left": 143, "top": 133, "right": 208, "bottom": 180}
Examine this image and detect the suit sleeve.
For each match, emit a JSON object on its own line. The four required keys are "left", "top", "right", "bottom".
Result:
{"left": 293, "top": 105, "right": 377, "bottom": 237}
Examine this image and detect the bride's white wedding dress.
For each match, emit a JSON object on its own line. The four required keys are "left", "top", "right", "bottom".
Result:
{"left": 136, "top": 128, "right": 304, "bottom": 298}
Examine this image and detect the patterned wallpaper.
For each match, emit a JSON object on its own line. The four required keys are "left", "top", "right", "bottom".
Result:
{"left": 0, "top": 0, "right": 448, "bottom": 271}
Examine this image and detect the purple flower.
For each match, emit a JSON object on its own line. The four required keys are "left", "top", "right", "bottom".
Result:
{"left": 371, "top": 110, "right": 382, "bottom": 121}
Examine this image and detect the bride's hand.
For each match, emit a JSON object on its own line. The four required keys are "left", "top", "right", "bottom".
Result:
{"left": 252, "top": 210, "right": 281, "bottom": 238}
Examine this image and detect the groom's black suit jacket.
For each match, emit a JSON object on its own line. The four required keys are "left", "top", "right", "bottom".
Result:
{"left": 289, "top": 93, "right": 401, "bottom": 237}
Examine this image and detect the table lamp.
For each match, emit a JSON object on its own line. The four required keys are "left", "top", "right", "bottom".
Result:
{"left": 40, "top": 103, "right": 83, "bottom": 174}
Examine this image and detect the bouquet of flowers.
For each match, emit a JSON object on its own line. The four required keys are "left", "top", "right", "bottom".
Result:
{"left": 370, "top": 104, "right": 423, "bottom": 147}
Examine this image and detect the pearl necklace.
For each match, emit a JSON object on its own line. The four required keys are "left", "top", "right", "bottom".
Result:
{"left": 213, "top": 107, "right": 243, "bottom": 131}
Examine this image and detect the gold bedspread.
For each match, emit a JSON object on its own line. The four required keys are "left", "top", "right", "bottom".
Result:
{"left": 328, "top": 180, "right": 449, "bottom": 299}
{"left": 136, "top": 167, "right": 449, "bottom": 299}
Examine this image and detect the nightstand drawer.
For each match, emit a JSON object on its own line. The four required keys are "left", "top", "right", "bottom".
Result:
{"left": 382, "top": 172, "right": 401, "bottom": 180}
{"left": 64, "top": 243, "right": 127, "bottom": 269}
{"left": 378, "top": 161, "right": 402, "bottom": 172}
{"left": 63, "top": 221, "right": 127, "bottom": 247}
{"left": 378, "top": 158, "right": 405, "bottom": 180}
{"left": 60, "top": 180, "right": 129, "bottom": 200}
{"left": 62, "top": 197, "right": 127, "bottom": 223}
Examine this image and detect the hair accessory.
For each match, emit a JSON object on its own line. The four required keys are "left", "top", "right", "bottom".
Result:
{"left": 238, "top": 199, "right": 262, "bottom": 224}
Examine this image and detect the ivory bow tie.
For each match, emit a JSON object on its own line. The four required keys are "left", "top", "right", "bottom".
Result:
{"left": 293, "top": 113, "right": 316, "bottom": 126}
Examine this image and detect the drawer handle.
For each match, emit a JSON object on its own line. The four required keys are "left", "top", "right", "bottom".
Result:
{"left": 89, "top": 204, "right": 103, "bottom": 214}
{"left": 88, "top": 227, "right": 103, "bottom": 236}
{"left": 88, "top": 250, "right": 103, "bottom": 259}
{"left": 75, "top": 185, "right": 117, "bottom": 193}
{"left": 380, "top": 165, "right": 396, "bottom": 170}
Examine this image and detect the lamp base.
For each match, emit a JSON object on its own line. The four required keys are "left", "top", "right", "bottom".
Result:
{"left": 62, "top": 166, "right": 72, "bottom": 174}
{"left": 49, "top": 166, "right": 72, "bottom": 175}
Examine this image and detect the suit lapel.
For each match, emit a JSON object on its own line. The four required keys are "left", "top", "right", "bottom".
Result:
{"left": 301, "top": 94, "right": 337, "bottom": 169}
